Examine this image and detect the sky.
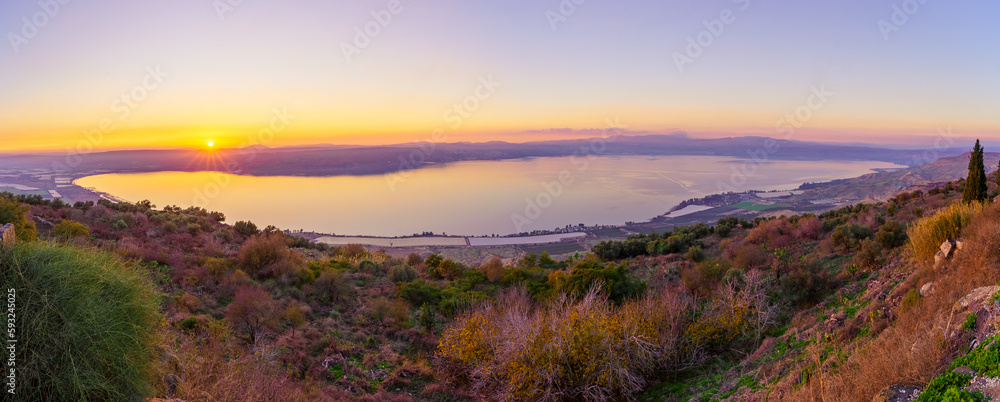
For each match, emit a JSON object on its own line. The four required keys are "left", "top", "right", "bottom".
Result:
{"left": 0, "top": 0, "right": 997, "bottom": 152}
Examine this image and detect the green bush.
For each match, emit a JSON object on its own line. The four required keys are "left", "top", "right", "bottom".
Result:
{"left": 854, "top": 238, "right": 883, "bottom": 268}
{"left": 501, "top": 266, "right": 551, "bottom": 298}
{"left": 397, "top": 279, "right": 442, "bottom": 307}
{"left": 0, "top": 195, "right": 38, "bottom": 242}
{"left": 831, "top": 223, "right": 873, "bottom": 252}
{"left": 178, "top": 316, "right": 199, "bottom": 331}
{"left": 962, "top": 313, "right": 977, "bottom": 331}
{"left": 233, "top": 220, "right": 259, "bottom": 237}
{"left": 0, "top": 241, "right": 160, "bottom": 400}
{"left": 875, "top": 220, "right": 908, "bottom": 249}
{"left": 388, "top": 264, "right": 419, "bottom": 283}
{"left": 552, "top": 259, "right": 645, "bottom": 304}
{"left": 52, "top": 219, "right": 90, "bottom": 240}
{"left": 685, "top": 245, "right": 706, "bottom": 262}
{"left": 776, "top": 262, "right": 830, "bottom": 307}
{"left": 915, "top": 372, "right": 984, "bottom": 402}
{"left": 951, "top": 336, "right": 1000, "bottom": 377}
{"left": 900, "top": 288, "right": 921, "bottom": 313}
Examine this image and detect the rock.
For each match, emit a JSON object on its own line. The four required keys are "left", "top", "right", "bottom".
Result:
{"left": 163, "top": 374, "right": 178, "bottom": 397}
{"left": 159, "top": 350, "right": 182, "bottom": 376}
{"left": 934, "top": 251, "right": 947, "bottom": 268}
{"left": 0, "top": 223, "right": 13, "bottom": 250}
{"left": 872, "top": 384, "right": 923, "bottom": 402}
{"left": 954, "top": 365, "right": 977, "bottom": 376}
{"left": 919, "top": 282, "right": 936, "bottom": 297}
{"left": 954, "top": 286, "right": 1000, "bottom": 311}
{"left": 947, "top": 286, "right": 1000, "bottom": 337}
{"left": 940, "top": 238, "right": 958, "bottom": 258}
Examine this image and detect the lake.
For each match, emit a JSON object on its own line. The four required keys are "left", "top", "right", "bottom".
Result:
{"left": 75, "top": 155, "right": 903, "bottom": 237}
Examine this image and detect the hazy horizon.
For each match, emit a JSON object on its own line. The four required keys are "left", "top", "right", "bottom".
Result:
{"left": 0, "top": 130, "right": 991, "bottom": 155}
{"left": 2, "top": 1, "right": 997, "bottom": 152}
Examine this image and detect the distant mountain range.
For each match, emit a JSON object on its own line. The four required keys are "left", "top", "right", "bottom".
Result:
{"left": 0, "top": 133, "right": 970, "bottom": 177}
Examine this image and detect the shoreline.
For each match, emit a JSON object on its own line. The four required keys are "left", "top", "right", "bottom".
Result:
{"left": 18, "top": 159, "right": 916, "bottom": 249}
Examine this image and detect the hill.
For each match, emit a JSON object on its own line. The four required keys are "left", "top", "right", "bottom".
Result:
{"left": 0, "top": 153, "right": 998, "bottom": 400}
{"left": 0, "top": 133, "right": 967, "bottom": 177}
{"left": 799, "top": 152, "right": 1000, "bottom": 201}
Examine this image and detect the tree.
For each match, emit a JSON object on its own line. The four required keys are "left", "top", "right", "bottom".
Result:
{"left": 225, "top": 286, "right": 278, "bottom": 343}
{"left": 963, "top": 139, "right": 988, "bottom": 204}
{"left": 388, "top": 263, "right": 418, "bottom": 283}
{"left": 233, "top": 220, "right": 258, "bottom": 236}
{"left": 0, "top": 195, "right": 37, "bottom": 242}
{"left": 314, "top": 269, "right": 350, "bottom": 301}
{"left": 996, "top": 156, "right": 1000, "bottom": 188}
{"left": 437, "top": 258, "right": 463, "bottom": 280}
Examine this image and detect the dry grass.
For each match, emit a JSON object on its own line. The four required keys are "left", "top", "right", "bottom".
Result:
{"left": 907, "top": 201, "right": 985, "bottom": 261}
{"left": 782, "top": 201, "right": 1000, "bottom": 401}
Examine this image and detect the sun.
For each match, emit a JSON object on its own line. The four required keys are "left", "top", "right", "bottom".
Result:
{"left": 206, "top": 140, "right": 214, "bottom": 148}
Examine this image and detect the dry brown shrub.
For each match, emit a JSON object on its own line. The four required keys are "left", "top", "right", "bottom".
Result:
{"left": 173, "top": 292, "right": 202, "bottom": 314}
{"left": 730, "top": 243, "right": 767, "bottom": 270}
{"left": 342, "top": 243, "right": 367, "bottom": 259}
{"left": 793, "top": 216, "right": 824, "bottom": 240}
{"left": 173, "top": 321, "right": 323, "bottom": 401}
{"left": 479, "top": 255, "right": 505, "bottom": 282}
{"left": 746, "top": 219, "right": 790, "bottom": 246}
{"left": 237, "top": 232, "right": 310, "bottom": 280}
{"left": 438, "top": 286, "right": 702, "bottom": 400}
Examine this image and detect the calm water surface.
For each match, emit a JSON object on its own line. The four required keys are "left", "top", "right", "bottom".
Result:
{"left": 76, "top": 156, "right": 902, "bottom": 236}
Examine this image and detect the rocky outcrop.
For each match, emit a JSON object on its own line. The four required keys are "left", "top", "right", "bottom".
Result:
{"left": 919, "top": 282, "right": 936, "bottom": 297}
{"left": 872, "top": 384, "right": 922, "bottom": 401}
{"left": 934, "top": 238, "right": 964, "bottom": 268}
{"left": 946, "top": 286, "right": 1000, "bottom": 342}
{"left": 0, "top": 224, "right": 14, "bottom": 250}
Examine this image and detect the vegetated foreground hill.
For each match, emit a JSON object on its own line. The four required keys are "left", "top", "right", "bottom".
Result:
{"left": 1, "top": 167, "right": 999, "bottom": 400}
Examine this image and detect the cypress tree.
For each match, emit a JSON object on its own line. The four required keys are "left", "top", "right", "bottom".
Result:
{"left": 996, "top": 155, "right": 1000, "bottom": 188}
{"left": 963, "top": 139, "right": 987, "bottom": 204}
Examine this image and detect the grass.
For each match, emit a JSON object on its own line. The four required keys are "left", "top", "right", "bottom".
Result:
{"left": 760, "top": 333, "right": 812, "bottom": 364}
{"left": 640, "top": 358, "right": 735, "bottom": 401}
{"left": 0, "top": 241, "right": 161, "bottom": 400}
{"left": 907, "top": 201, "right": 985, "bottom": 260}
{"left": 950, "top": 335, "right": 1000, "bottom": 377}
{"left": 591, "top": 227, "right": 628, "bottom": 237}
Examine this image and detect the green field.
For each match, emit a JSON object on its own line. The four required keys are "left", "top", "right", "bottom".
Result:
{"left": 521, "top": 242, "right": 586, "bottom": 256}
{"left": 0, "top": 187, "right": 50, "bottom": 197}
{"left": 731, "top": 201, "right": 788, "bottom": 211}
{"left": 590, "top": 227, "right": 628, "bottom": 238}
